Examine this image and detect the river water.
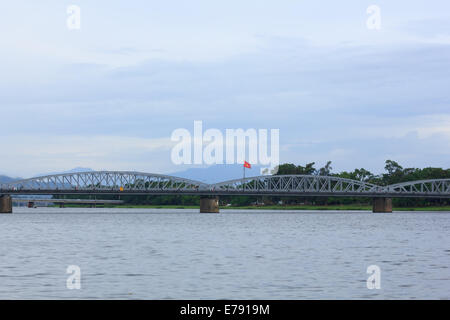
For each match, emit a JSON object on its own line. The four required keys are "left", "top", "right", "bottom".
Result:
{"left": 0, "top": 208, "right": 449, "bottom": 299}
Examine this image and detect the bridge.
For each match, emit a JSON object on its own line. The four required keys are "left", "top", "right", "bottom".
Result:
{"left": 1, "top": 171, "right": 449, "bottom": 213}
{"left": 12, "top": 198, "right": 124, "bottom": 208}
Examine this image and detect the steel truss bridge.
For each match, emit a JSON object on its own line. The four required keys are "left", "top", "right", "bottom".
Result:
{"left": 1, "top": 171, "right": 450, "bottom": 198}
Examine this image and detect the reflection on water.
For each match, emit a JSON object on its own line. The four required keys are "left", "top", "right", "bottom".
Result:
{"left": 0, "top": 208, "right": 449, "bottom": 299}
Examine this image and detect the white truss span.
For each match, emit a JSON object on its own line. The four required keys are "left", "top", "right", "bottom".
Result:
{"left": 1, "top": 171, "right": 449, "bottom": 197}
{"left": 0, "top": 171, "right": 209, "bottom": 192}
{"left": 384, "top": 179, "right": 450, "bottom": 195}
{"left": 213, "top": 175, "right": 381, "bottom": 193}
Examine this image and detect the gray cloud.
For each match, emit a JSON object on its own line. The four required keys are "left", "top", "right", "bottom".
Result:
{"left": 1, "top": 35, "right": 450, "bottom": 175}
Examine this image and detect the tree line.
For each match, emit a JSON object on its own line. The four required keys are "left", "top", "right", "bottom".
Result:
{"left": 277, "top": 160, "right": 450, "bottom": 186}
{"left": 267, "top": 160, "right": 450, "bottom": 207}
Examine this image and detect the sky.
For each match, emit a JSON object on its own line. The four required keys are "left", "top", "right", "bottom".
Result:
{"left": 0, "top": 0, "right": 449, "bottom": 178}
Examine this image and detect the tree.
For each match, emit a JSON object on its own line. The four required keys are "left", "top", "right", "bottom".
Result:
{"left": 383, "top": 160, "right": 404, "bottom": 185}
{"left": 318, "top": 161, "right": 333, "bottom": 176}
{"left": 354, "top": 168, "right": 373, "bottom": 182}
{"left": 384, "top": 160, "right": 403, "bottom": 175}
{"left": 276, "top": 162, "right": 316, "bottom": 175}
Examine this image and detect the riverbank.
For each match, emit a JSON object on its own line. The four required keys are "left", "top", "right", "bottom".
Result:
{"left": 98, "top": 204, "right": 450, "bottom": 211}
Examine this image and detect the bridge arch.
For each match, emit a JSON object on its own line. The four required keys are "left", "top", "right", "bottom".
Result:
{"left": 384, "top": 179, "right": 450, "bottom": 195}
{"left": 0, "top": 171, "right": 210, "bottom": 192}
{"left": 211, "top": 175, "right": 381, "bottom": 194}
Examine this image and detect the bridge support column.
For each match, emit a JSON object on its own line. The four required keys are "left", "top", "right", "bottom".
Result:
{"left": 200, "top": 196, "right": 219, "bottom": 213}
{"left": 0, "top": 195, "right": 12, "bottom": 214}
{"left": 373, "top": 198, "right": 392, "bottom": 213}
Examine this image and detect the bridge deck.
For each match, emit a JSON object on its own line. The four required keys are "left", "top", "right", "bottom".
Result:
{"left": 5, "top": 190, "right": 450, "bottom": 198}
{"left": 12, "top": 198, "right": 124, "bottom": 204}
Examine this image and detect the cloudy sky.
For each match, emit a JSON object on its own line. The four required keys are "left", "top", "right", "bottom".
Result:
{"left": 0, "top": 0, "right": 449, "bottom": 178}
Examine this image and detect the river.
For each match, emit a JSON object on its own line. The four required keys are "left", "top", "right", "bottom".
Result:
{"left": 0, "top": 208, "right": 449, "bottom": 299}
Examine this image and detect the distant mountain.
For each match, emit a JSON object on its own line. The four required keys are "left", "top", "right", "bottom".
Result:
{"left": 169, "top": 164, "right": 266, "bottom": 184}
{"left": 0, "top": 168, "right": 93, "bottom": 184}
{"left": 0, "top": 175, "right": 22, "bottom": 184}
{"left": 36, "top": 167, "right": 94, "bottom": 177}
{"left": 62, "top": 167, "right": 94, "bottom": 174}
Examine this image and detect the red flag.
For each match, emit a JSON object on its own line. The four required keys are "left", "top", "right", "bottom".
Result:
{"left": 244, "top": 161, "right": 251, "bottom": 169}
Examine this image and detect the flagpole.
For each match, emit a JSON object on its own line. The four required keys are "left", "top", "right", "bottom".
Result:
{"left": 243, "top": 163, "right": 245, "bottom": 191}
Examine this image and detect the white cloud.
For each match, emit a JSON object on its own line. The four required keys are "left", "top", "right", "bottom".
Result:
{"left": 0, "top": 135, "right": 175, "bottom": 177}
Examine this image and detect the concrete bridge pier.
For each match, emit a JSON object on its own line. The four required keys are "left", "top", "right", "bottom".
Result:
{"left": 0, "top": 195, "right": 13, "bottom": 214}
{"left": 200, "top": 196, "right": 220, "bottom": 213}
{"left": 373, "top": 198, "right": 392, "bottom": 213}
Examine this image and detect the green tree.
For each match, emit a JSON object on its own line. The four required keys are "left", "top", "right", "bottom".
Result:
{"left": 318, "top": 161, "right": 333, "bottom": 176}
